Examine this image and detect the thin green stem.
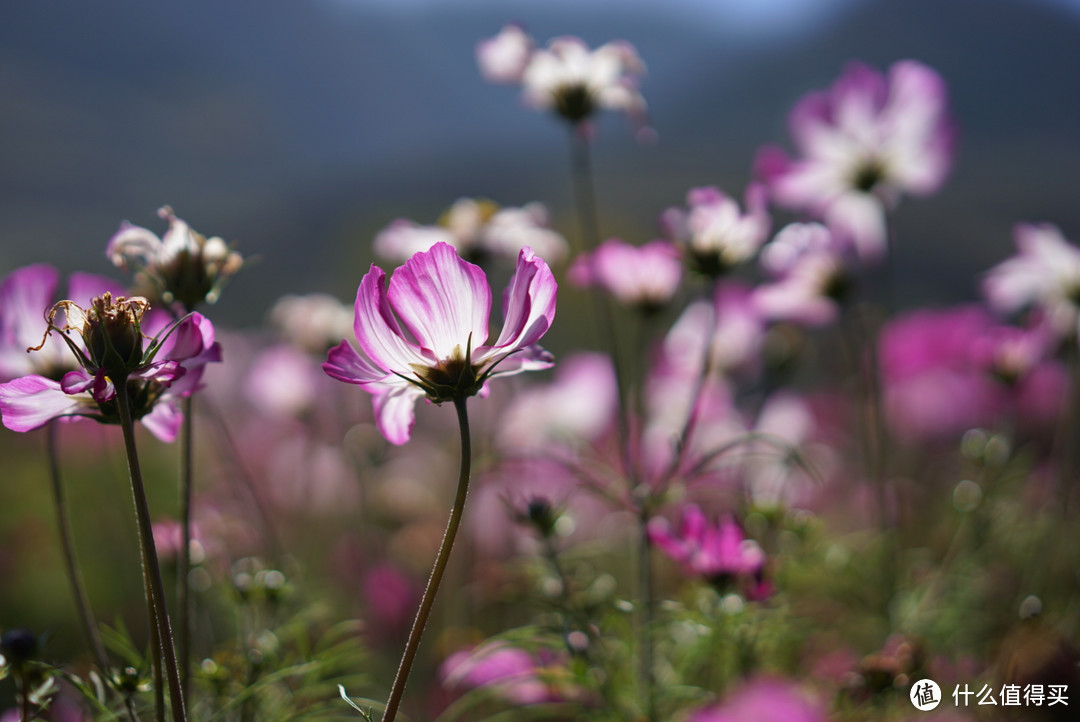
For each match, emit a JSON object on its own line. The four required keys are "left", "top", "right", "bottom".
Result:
{"left": 178, "top": 395, "right": 194, "bottom": 698}
{"left": 115, "top": 379, "right": 187, "bottom": 722}
{"left": 46, "top": 421, "right": 109, "bottom": 672}
{"left": 637, "top": 513, "right": 656, "bottom": 722}
{"left": 381, "top": 397, "right": 472, "bottom": 722}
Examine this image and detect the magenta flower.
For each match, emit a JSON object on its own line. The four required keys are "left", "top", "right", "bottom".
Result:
{"left": 478, "top": 25, "right": 648, "bottom": 133}
{"left": 983, "top": 223, "right": 1080, "bottom": 338}
{"left": 753, "top": 222, "right": 852, "bottom": 327}
{"left": 569, "top": 238, "right": 682, "bottom": 311}
{"left": 648, "top": 505, "right": 765, "bottom": 582}
{"left": 687, "top": 677, "right": 826, "bottom": 722}
{"left": 880, "top": 305, "right": 1063, "bottom": 442}
{"left": 661, "top": 184, "right": 771, "bottom": 277}
{"left": 0, "top": 264, "right": 123, "bottom": 382}
{"left": 0, "top": 291, "right": 221, "bottom": 442}
{"left": 758, "top": 60, "right": 954, "bottom": 262}
{"left": 323, "top": 242, "right": 557, "bottom": 445}
{"left": 441, "top": 641, "right": 573, "bottom": 706}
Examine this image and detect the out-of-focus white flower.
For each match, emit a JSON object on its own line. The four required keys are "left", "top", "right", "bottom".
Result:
{"left": 478, "top": 25, "right": 649, "bottom": 135}
{"left": 374, "top": 198, "right": 568, "bottom": 265}
{"left": 983, "top": 223, "right": 1080, "bottom": 338}
{"left": 661, "top": 184, "right": 771, "bottom": 277}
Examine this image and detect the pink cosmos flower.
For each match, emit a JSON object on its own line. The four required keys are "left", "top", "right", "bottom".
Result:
{"left": 323, "top": 242, "right": 557, "bottom": 445}
{"left": 753, "top": 223, "right": 853, "bottom": 327}
{"left": 687, "top": 677, "right": 826, "bottom": 722}
{"left": 569, "top": 238, "right": 682, "bottom": 311}
{"left": 497, "top": 352, "right": 617, "bottom": 452}
{"left": 478, "top": 25, "right": 648, "bottom": 134}
{"left": 880, "top": 305, "right": 1063, "bottom": 442}
{"left": 648, "top": 505, "right": 765, "bottom": 582}
{"left": 374, "top": 198, "right": 567, "bottom": 265}
{"left": 0, "top": 292, "right": 221, "bottom": 442}
{"left": 983, "top": 223, "right": 1080, "bottom": 338}
{"left": 660, "top": 184, "right": 771, "bottom": 277}
{"left": 0, "top": 264, "right": 123, "bottom": 382}
{"left": 757, "top": 60, "right": 954, "bottom": 262}
{"left": 441, "top": 641, "right": 573, "bottom": 706}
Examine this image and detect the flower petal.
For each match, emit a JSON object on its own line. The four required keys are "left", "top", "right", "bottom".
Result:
{"left": 353, "top": 264, "right": 428, "bottom": 374}
{"left": 0, "top": 375, "right": 88, "bottom": 432}
{"left": 323, "top": 340, "right": 388, "bottom": 385}
{"left": 106, "top": 221, "right": 165, "bottom": 269}
{"left": 0, "top": 265, "right": 59, "bottom": 379}
{"left": 370, "top": 381, "right": 426, "bottom": 445}
{"left": 141, "top": 399, "right": 182, "bottom": 442}
{"left": 489, "top": 247, "right": 557, "bottom": 353}
{"left": 387, "top": 242, "right": 492, "bottom": 362}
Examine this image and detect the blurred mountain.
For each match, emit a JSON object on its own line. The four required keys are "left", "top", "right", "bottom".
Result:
{"left": 1, "top": 0, "right": 1078, "bottom": 325}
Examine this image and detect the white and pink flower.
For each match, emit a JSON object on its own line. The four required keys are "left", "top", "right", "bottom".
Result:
{"left": 660, "top": 184, "right": 771, "bottom": 276}
{"left": 323, "top": 242, "right": 557, "bottom": 445}
{"left": 757, "top": 61, "right": 954, "bottom": 262}
{"left": 983, "top": 223, "right": 1080, "bottom": 338}
{"left": 478, "top": 25, "right": 648, "bottom": 133}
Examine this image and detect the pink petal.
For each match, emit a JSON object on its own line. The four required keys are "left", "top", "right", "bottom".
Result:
{"left": 0, "top": 375, "right": 86, "bottom": 432}
{"left": 387, "top": 242, "right": 492, "bottom": 362}
{"left": 353, "top": 264, "right": 429, "bottom": 373}
{"left": 323, "top": 340, "right": 387, "bottom": 385}
{"left": 489, "top": 246, "right": 558, "bottom": 352}
{"left": 141, "top": 399, "right": 182, "bottom": 442}
{"left": 370, "top": 381, "right": 426, "bottom": 445}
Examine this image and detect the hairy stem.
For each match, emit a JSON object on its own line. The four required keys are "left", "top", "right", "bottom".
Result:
{"left": 115, "top": 379, "right": 187, "bottom": 722}
{"left": 46, "top": 421, "right": 110, "bottom": 672}
{"left": 381, "top": 397, "right": 472, "bottom": 722}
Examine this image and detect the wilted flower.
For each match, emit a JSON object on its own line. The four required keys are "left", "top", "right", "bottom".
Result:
{"left": 0, "top": 292, "right": 220, "bottom": 441}
{"left": 374, "top": 198, "right": 567, "bottom": 265}
{"left": 983, "top": 223, "right": 1080, "bottom": 338}
{"left": 648, "top": 505, "right": 766, "bottom": 588}
{"left": 757, "top": 60, "right": 954, "bottom": 262}
{"left": 323, "top": 242, "right": 557, "bottom": 444}
{"left": 479, "top": 25, "right": 648, "bottom": 133}
{"left": 569, "top": 238, "right": 682, "bottom": 311}
{"left": 753, "top": 223, "right": 853, "bottom": 326}
{"left": 107, "top": 205, "right": 243, "bottom": 311}
{"left": 661, "top": 184, "right": 771, "bottom": 277}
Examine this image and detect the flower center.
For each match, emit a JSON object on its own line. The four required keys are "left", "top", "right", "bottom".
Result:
{"left": 554, "top": 83, "right": 594, "bottom": 123}
{"left": 851, "top": 158, "right": 887, "bottom": 193}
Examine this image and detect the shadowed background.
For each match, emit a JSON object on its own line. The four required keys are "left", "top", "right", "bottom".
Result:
{"left": 2, "top": 0, "right": 1079, "bottom": 326}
